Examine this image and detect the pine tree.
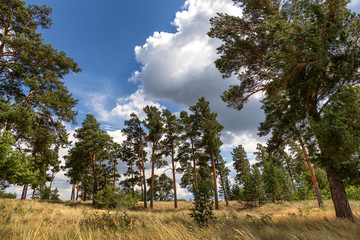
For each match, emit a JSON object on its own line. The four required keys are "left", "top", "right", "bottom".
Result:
{"left": 122, "top": 113, "right": 148, "bottom": 208}
{"left": 209, "top": 0, "right": 360, "bottom": 219}
{"left": 161, "top": 109, "right": 181, "bottom": 208}
{"left": 143, "top": 105, "right": 164, "bottom": 209}
{"left": 190, "top": 97, "right": 223, "bottom": 210}
{"left": 231, "top": 145, "right": 251, "bottom": 185}
{"left": 73, "top": 114, "right": 112, "bottom": 205}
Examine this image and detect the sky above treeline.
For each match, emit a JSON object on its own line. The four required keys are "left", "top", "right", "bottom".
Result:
{"left": 11, "top": 0, "right": 360, "bottom": 200}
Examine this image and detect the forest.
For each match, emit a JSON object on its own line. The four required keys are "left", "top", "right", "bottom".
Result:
{"left": 1, "top": 0, "right": 360, "bottom": 239}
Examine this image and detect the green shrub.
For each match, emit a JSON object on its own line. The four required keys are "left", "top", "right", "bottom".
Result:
{"left": 0, "top": 190, "right": 16, "bottom": 199}
{"left": 94, "top": 186, "right": 138, "bottom": 209}
{"left": 346, "top": 186, "right": 360, "bottom": 200}
{"left": 189, "top": 179, "right": 215, "bottom": 227}
{"left": 36, "top": 186, "right": 60, "bottom": 201}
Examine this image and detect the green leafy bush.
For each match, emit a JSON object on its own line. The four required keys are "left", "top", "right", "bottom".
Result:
{"left": 346, "top": 186, "right": 360, "bottom": 200}
{"left": 36, "top": 186, "right": 60, "bottom": 201}
{"left": 0, "top": 190, "right": 16, "bottom": 199}
{"left": 94, "top": 186, "right": 138, "bottom": 209}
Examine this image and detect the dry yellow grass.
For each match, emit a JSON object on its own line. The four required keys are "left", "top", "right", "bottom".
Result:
{"left": 0, "top": 199, "right": 359, "bottom": 239}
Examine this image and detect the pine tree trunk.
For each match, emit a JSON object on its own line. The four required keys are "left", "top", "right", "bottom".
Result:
{"left": 131, "top": 163, "right": 135, "bottom": 196}
{"left": 139, "top": 164, "right": 144, "bottom": 201}
{"left": 32, "top": 187, "right": 36, "bottom": 199}
{"left": 171, "top": 145, "right": 178, "bottom": 208}
{"left": 325, "top": 165, "right": 354, "bottom": 220}
{"left": 284, "top": 157, "right": 296, "bottom": 191}
{"left": 82, "top": 186, "right": 86, "bottom": 201}
{"left": 150, "top": 145, "right": 155, "bottom": 209}
{"left": 71, "top": 183, "right": 75, "bottom": 200}
{"left": 140, "top": 134, "right": 147, "bottom": 208}
{"left": 211, "top": 152, "right": 219, "bottom": 210}
{"left": 299, "top": 137, "right": 323, "bottom": 207}
{"left": 91, "top": 152, "right": 98, "bottom": 206}
{"left": 219, "top": 170, "right": 229, "bottom": 206}
{"left": 191, "top": 140, "right": 198, "bottom": 191}
{"left": 48, "top": 171, "right": 55, "bottom": 200}
{"left": 21, "top": 184, "right": 28, "bottom": 200}
{"left": 112, "top": 159, "right": 117, "bottom": 186}
{"left": 76, "top": 182, "right": 79, "bottom": 200}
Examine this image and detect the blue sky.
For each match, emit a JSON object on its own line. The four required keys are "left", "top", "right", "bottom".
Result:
{"left": 12, "top": 0, "right": 360, "bottom": 200}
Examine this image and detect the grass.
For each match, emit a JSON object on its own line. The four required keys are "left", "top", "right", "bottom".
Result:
{"left": 0, "top": 199, "right": 359, "bottom": 239}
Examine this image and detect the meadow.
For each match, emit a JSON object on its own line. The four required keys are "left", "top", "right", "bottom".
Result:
{"left": 0, "top": 199, "right": 359, "bottom": 240}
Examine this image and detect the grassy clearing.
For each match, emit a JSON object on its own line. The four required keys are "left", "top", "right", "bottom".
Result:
{"left": 0, "top": 199, "right": 359, "bottom": 239}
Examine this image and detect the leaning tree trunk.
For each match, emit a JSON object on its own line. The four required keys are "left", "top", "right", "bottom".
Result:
{"left": 171, "top": 145, "right": 178, "bottom": 208}
{"left": 325, "top": 165, "right": 354, "bottom": 220}
{"left": 21, "top": 184, "right": 28, "bottom": 200}
{"left": 210, "top": 151, "right": 219, "bottom": 210}
{"left": 299, "top": 136, "right": 323, "bottom": 207}
{"left": 219, "top": 170, "right": 229, "bottom": 206}
{"left": 48, "top": 171, "right": 55, "bottom": 200}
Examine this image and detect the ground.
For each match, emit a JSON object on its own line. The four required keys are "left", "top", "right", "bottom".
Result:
{"left": 0, "top": 199, "right": 359, "bottom": 239}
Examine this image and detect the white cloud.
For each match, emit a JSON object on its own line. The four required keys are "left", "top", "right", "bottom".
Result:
{"left": 111, "top": 89, "right": 165, "bottom": 120}
{"left": 131, "top": 0, "right": 264, "bottom": 138}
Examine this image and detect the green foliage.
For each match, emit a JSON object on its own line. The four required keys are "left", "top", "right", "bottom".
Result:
{"left": 0, "top": 131, "right": 34, "bottom": 185}
{"left": 189, "top": 178, "right": 215, "bottom": 227}
{"left": 36, "top": 186, "right": 60, "bottom": 201}
{"left": 0, "top": 190, "right": 16, "bottom": 199}
{"left": 346, "top": 186, "right": 360, "bottom": 200}
{"left": 146, "top": 173, "right": 174, "bottom": 201}
{"left": 94, "top": 186, "right": 138, "bottom": 210}
{"left": 232, "top": 145, "right": 250, "bottom": 185}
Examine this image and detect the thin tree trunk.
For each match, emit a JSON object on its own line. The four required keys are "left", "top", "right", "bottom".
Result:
{"left": 91, "top": 152, "right": 98, "bottom": 206}
{"left": 112, "top": 159, "right": 117, "bottom": 186}
{"left": 140, "top": 134, "right": 147, "bottom": 208}
{"left": 150, "top": 145, "right": 155, "bottom": 209}
{"left": 21, "top": 184, "right": 28, "bottom": 200}
{"left": 82, "top": 186, "right": 86, "bottom": 201}
{"left": 299, "top": 136, "right": 323, "bottom": 207}
{"left": 219, "top": 170, "right": 229, "bottom": 206}
{"left": 284, "top": 156, "right": 296, "bottom": 191}
{"left": 211, "top": 152, "right": 219, "bottom": 210}
{"left": 32, "top": 187, "right": 36, "bottom": 199}
{"left": 71, "top": 183, "right": 75, "bottom": 200}
{"left": 191, "top": 140, "right": 198, "bottom": 191}
{"left": 76, "top": 182, "right": 79, "bottom": 200}
{"left": 139, "top": 163, "right": 144, "bottom": 201}
{"left": 131, "top": 163, "right": 135, "bottom": 196}
{"left": 48, "top": 171, "right": 55, "bottom": 200}
{"left": 325, "top": 165, "right": 354, "bottom": 220}
{"left": 171, "top": 145, "right": 178, "bottom": 208}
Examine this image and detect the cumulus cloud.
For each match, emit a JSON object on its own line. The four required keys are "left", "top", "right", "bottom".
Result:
{"left": 129, "top": 0, "right": 266, "bottom": 148}
{"left": 111, "top": 89, "right": 165, "bottom": 120}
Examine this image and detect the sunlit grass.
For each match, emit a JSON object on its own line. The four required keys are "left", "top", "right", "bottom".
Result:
{"left": 0, "top": 199, "right": 359, "bottom": 239}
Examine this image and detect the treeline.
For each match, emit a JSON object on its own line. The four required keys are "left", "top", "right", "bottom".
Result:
{"left": 64, "top": 97, "right": 226, "bottom": 209}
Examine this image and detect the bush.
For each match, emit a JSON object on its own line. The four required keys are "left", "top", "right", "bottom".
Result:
{"left": 36, "top": 186, "right": 61, "bottom": 201}
{"left": 0, "top": 190, "right": 16, "bottom": 199}
{"left": 94, "top": 186, "right": 139, "bottom": 210}
{"left": 346, "top": 186, "right": 360, "bottom": 200}
{"left": 189, "top": 179, "right": 215, "bottom": 227}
